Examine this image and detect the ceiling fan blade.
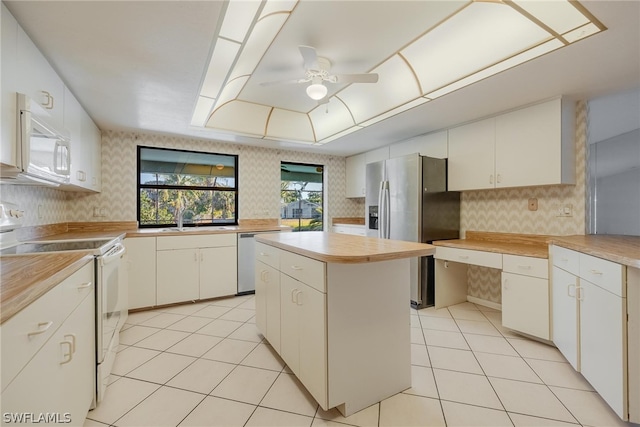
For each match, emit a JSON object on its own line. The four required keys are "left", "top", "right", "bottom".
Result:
{"left": 299, "top": 45, "right": 319, "bottom": 70}
{"left": 260, "top": 78, "right": 308, "bottom": 87}
{"left": 333, "top": 73, "right": 379, "bottom": 84}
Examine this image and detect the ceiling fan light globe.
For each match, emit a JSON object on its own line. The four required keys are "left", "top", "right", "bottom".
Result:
{"left": 306, "top": 83, "right": 327, "bottom": 100}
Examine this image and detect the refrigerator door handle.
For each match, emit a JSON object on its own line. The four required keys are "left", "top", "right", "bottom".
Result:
{"left": 377, "top": 181, "right": 384, "bottom": 238}
{"left": 381, "top": 181, "right": 390, "bottom": 239}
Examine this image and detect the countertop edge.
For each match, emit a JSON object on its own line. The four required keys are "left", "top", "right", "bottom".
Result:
{"left": 432, "top": 239, "right": 548, "bottom": 259}
{"left": 550, "top": 237, "right": 640, "bottom": 269}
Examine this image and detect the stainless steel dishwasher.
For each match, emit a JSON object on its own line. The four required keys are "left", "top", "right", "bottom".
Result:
{"left": 237, "top": 231, "right": 278, "bottom": 294}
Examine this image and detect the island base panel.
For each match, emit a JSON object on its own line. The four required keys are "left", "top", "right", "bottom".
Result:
{"left": 327, "top": 259, "right": 411, "bottom": 417}
{"left": 434, "top": 259, "right": 468, "bottom": 309}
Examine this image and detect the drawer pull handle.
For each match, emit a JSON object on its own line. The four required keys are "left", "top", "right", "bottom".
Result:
{"left": 60, "top": 340, "right": 73, "bottom": 365}
{"left": 77, "top": 281, "right": 92, "bottom": 290}
{"left": 28, "top": 321, "right": 54, "bottom": 337}
{"left": 291, "top": 289, "right": 299, "bottom": 303}
{"left": 458, "top": 256, "right": 469, "bottom": 260}
{"left": 64, "top": 333, "right": 77, "bottom": 354}
{"left": 517, "top": 265, "right": 532, "bottom": 270}
{"left": 41, "top": 91, "right": 54, "bottom": 109}
{"left": 567, "top": 284, "right": 576, "bottom": 298}
{"left": 291, "top": 265, "right": 303, "bottom": 271}
{"left": 296, "top": 291, "right": 304, "bottom": 306}
{"left": 260, "top": 252, "right": 269, "bottom": 257}
{"left": 589, "top": 269, "right": 603, "bottom": 275}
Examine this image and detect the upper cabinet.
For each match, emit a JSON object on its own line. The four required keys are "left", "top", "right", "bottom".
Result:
{"left": 448, "top": 98, "right": 575, "bottom": 191}
{"left": 345, "top": 153, "right": 366, "bottom": 198}
{"left": 389, "top": 130, "right": 448, "bottom": 159}
{"left": 1, "top": 5, "right": 101, "bottom": 191}
{"left": 63, "top": 87, "right": 102, "bottom": 192}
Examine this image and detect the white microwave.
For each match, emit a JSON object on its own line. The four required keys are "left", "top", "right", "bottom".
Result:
{"left": 0, "top": 93, "right": 71, "bottom": 186}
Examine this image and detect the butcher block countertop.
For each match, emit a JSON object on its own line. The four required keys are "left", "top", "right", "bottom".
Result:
{"left": 432, "top": 231, "right": 551, "bottom": 259}
{"left": 551, "top": 235, "right": 640, "bottom": 269}
{"left": 0, "top": 253, "right": 94, "bottom": 324}
{"left": 256, "top": 231, "right": 435, "bottom": 264}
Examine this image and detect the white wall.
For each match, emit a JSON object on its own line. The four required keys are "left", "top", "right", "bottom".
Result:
{"left": 596, "top": 168, "right": 640, "bottom": 236}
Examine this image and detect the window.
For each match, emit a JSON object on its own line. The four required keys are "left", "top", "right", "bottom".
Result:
{"left": 137, "top": 146, "right": 238, "bottom": 228}
{"left": 280, "top": 162, "right": 323, "bottom": 232}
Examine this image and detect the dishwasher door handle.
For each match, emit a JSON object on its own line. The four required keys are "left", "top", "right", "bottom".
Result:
{"left": 239, "top": 233, "right": 256, "bottom": 239}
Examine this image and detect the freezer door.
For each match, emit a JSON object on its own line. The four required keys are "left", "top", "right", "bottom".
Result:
{"left": 365, "top": 160, "right": 385, "bottom": 238}
{"left": 386, "top": 154, "right": 421, "bottom": 242}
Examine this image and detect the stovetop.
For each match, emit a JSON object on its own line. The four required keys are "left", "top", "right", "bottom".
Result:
{"left": 0, "top": 238, "right": 116, "bottom": 256}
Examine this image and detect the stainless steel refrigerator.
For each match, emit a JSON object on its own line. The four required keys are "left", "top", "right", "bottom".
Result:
{"left": 365, "top": 154, "right": 460, "bottom": 308}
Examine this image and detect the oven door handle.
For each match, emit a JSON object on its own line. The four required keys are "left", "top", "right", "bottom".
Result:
{"left": 101, "top": 243, "right": 126, "bottom": 265}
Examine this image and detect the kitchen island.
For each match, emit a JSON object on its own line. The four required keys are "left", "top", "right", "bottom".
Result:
{"left": 254, "top": 232, "right": 435, "bottom": 417}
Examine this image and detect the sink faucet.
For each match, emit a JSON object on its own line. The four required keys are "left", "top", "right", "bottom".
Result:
{"left": 177, "top": 209, "right": 195, "bottom": 229}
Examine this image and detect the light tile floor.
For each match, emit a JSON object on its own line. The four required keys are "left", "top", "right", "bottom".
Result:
{"left": 85, "top": 296, "right": 636, "bottom": 427}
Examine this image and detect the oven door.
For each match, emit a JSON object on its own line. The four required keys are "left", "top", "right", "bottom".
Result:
{"left": 96, "top": 242, "right": 127, "bottom": 403}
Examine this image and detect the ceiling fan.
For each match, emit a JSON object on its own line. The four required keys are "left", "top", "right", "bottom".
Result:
{"left": 260, "top": 46, "right": 379, "bottom": 101}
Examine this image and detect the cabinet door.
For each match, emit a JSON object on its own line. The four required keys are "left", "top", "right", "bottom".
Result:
{"left": 264, "top": 264, "right": 281, "bottom": 352}
{"left": 580, "top": 279, "right": 627, "bottom": 419}
{"left": 125, "top": 237, "right": 156, "bottom": 309}
{"left": 502, "top": 272, "right": 549, "bottom": 339}
{"left": 255, "top": 261, "right": 268, "bottom": 337}
{"left": 1, "top": 291, "right": 95, "bottom": 423}
{"left": 448, "top": 118, "right": 495, "bottom": 191}
{"left": 64, "top": 87, "right": 88, "bottom": 188}
{"left": 551, "top": 266, "right": 579, "bottom": 370}
{"left": 280, "top": 274, "right": 300, "bottom": 375}
{"left": 298, "top": 283, "right": 327, "bottom": 408}
{"left": 1, "top": 4, "right": 19, "bottom": 168}
{"left": 345, "top": 153, "right": 366, "bottom": 198}
{"left": 16, "top": 26, "right": 65, "bottom": 127}
{"left": 495, "top": 99, "right": 563, "bottom": 188}
{"left": 200, "top": 246, "right": 237, "bottom": 299}
{"left": 156, "top": 249, "right": 199, "bottom": 305}
{"left": 81, "top": 108, "right": 102, "bottom": 191}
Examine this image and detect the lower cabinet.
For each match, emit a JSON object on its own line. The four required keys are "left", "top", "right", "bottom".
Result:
{"left": 1, "top": 263, "right": 95, "bottom": 425}
{"left": 156, "top": 234, "right": 237, "bottom": 305}
{"left": 255, "top": 260, "right": 281, "bottom": 352}
{"left": 551, "top": 245, "right": 629, "bottom": 420}
{"left": 501, "top": 254, "right": 550, "bottom": 340}
{"left": 125, "top": 237, "right": 157, "bottom": 309}
{"left": 279, "top": 269, "right": 328, "bottom": 407}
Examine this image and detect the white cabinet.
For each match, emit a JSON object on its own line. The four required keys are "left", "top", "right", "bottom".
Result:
{"left": 448, "top": 99, "right": 575, "bottom": 191}
{"left": 332, "top": 224, "right": 366, "bottom": 236}
{"left": 389, "top": 130, "right": 448, "bottom": 159}
{"left": 279, "top": 265, "right": 328, "bottom": 408}
{"left": 156, "top": 234, "right": 237, "bottom": 305}
{"left": 1, "top": 262, "right": 95, "bottom": 424}
{"left": 125, "top": 237, "right": 157, "bottom": 309}
{"left": 501, "top": 255, "right": 550, "bottom": 340}
{"left": 16, "top": 24, "right": 65, "bottom": 128}
{"left": 365, "top": 146, "right": 389, "bottom": 164}
{"left": 448, "top": 118, "right": 496, "bottom": 191}
{"left": 551, "top": 265, "right": 580, "bottom": 369}
{"left": 551, "top": 245, "right": 629, "bottom": 420}
{"left": 345, "top": 153, "right": 366, "bottom": 198}
{"left": 255, "top": 260, "right": 281, "bottom": 352}
{"left": 1, "top": 4, "right": 19, "bottom": 168}
{"left": 62, "top": 87, "right": 101, "bottom": 192}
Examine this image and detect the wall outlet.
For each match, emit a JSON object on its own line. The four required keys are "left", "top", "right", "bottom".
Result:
{"left": 528, "top": 198, "right": 538, "bottom": 211}
{"left": 93, "top": 207, "right": 106, "bottom": 217}
{"left": 556, "top": 204, "right": 573, "bottom": 217}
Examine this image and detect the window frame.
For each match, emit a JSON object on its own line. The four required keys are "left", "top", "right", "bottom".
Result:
{"left": 280, "top": 161, "right": 324, "bottom": 232}
{"left": 136, "top": 146, "right": 239, "bottom": 229}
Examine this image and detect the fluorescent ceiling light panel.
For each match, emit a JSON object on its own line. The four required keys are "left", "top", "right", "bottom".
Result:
{"left": 200, "top": 39, "right": 241, "bottom": 99}
{"left": 309, "top": 97, "right": 356, "bottom": 141}
{"left": 207, "top": 100, "right": 271, "bottom": 137}
{"left": 214, "top": 76, "right": 250, "bottom": 112}
{"left": 403, "top": 2, "right": 551, "bottom": 95}
{"left": 228, "top": 13, "right": 289, "bottom": 82}
{"left": 360, "top": 98, "right": 430, "bottom": 127}
{"left": 317, "top": 126, "right": 364, "bottom": 145}
{"left": 512, "top": 0, "right": 589, "bottom": 35}
{"left": 426, "top": 38, "right": 564, "bottom": 99}
{"left": 266, "top": 109, "right": 315, "bottom": 142}
{"left": 191, "top": 96, "right": 215, "bottom": 126}
{"left": 563, "top": 22, "right": 601, "bottom": 43}
{"left": 219, "top": 0, "right": 262, "bottom": 43}
{"left": 259, "top": 0, "right": 297, "bottom": 19}
{"left": 339, "top": 54, "right": 420, "bottom": 124}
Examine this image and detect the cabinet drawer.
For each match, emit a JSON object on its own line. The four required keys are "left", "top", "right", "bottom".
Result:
{"left": 256, "top": 242, "right": 280, "bottom": 269}
{"left": 157, "top": 233, "right": 236, "bottom": 250}
{"left": 435, "top": 247, "right": 502, "bottom": 269}
{"left": 0, "top": 261, "right": 93, "bottom": 392}
{"left": 280, "top": 251, "right": 326, "bottom": 293}
{"left": 579, "top": 253, "right": 625, "bottom": 297}
{"left": 503, "top": 254, "right": 548, "bottom": 279}
{"left": 551, "top": 245, "right": 579, "bottom": 275}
